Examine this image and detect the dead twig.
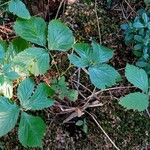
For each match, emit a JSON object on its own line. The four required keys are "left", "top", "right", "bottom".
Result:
{"left": 85, "top": 111, "right": 120, "bottom": 150}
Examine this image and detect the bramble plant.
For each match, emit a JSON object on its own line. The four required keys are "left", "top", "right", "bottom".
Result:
{"left": 0, "top": 0, "right": 122, "bottom": 148}
{"left": 119, "top": 64, "right": 150, "bottom": 111}
{"left": 1, "top": 0, "right": 150, "bottom": 148}
{"left": 0, "top": 78, "right": 54, "bottom": 147}
{"left": 69, "top": 42, "right": 121, "bottom": 89}
{"left": 121, "top": 11, "right": 150, "bottom": 75}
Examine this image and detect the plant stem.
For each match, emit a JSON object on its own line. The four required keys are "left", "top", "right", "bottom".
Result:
{"left": 0, "top": 1, "right": 9, "bottom": 7}
{"left": 94, "top": 0, "right": 102, "bottom": 44}
{"left": 49, "top": 52, "right": 60, "bottom": 76}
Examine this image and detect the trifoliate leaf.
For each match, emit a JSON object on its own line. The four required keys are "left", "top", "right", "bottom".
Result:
{"left": 88, "top": 64, "right": 121, "bottom": 89}
{"left": 69, "top": 42, "right": 114, "bottom": 68}
{"left": 48, "top": 19, "right": 74, "bottom": 51}
{"left": 17, "top": 78, "right": 54, "bottom": 110}
{"left": 51, "top": 76, "right": 78, "bottom": 101}
{"left": 125, "top": 64, "right": 148, "bottom": 93}
{"left": 119, "top": 92, "right": 149, "bottom": 111}
{"left": 13, "top": 48, "right": 50, "bottom": 76}
{"left": 14, "top": 17, "right": 47, "bottom": 46}
{"left": 18, "top": 112, "right": 46, "bottom": 147}
{"left": 91, "top": 41, "right": 113, "bottom": 63}
{"left": 0, "top": 96, "right": 20, "bottom": 137}
{"left": 8, "top": 0, "right": 31, "bottom": 19}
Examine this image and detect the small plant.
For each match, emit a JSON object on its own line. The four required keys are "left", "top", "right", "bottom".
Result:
{"left": 119, "top": 64, "right": 149, "bottom": 111}
{"left": 69, "top": 42, "right": 121, "bottom": 89}
{"left": 76, "top": 118, "right": 88, "bottom": 134}
{"left": 0, "top": 2, "right": 122, "bottom": 147}
{"left": 121, "top": 11, "right": 150, "bottom": 74}
{"left": 0, "top": 78, "right": 54, "bottom": 147}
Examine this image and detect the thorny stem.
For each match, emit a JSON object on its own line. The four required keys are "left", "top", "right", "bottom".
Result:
{"left": 85, "top": 111, "right": 120, "bottom": 150}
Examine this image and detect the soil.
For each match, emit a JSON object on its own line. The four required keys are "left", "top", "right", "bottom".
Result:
{"left": 0, "top": 0, "right": 150, "bottom": 150}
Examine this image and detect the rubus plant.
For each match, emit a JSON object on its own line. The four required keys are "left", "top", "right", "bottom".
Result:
{"left": 121, "top": 11, "right": 150, "bottom": 75}
{"left": 0, "top": 78, "right": 54, "bottom": 147}
{"left": 1, "top": 0, "right": 150, "bottom": 148}
{"left": 0, "top": 2, "right": 122, "bottom": 147}
{"left": 119, "top": 64, "right": 150, "bottom": 111}
{"left": 69, "top": 42, "right": 121, "bottom": 89}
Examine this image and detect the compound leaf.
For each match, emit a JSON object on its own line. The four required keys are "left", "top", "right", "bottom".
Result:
{"left": 14, "top": 17, "right": 47, "bottom": 46}
{"left": 0, "top": 96, "right": 20, "bottom": 137}
{"left": 119, "top": 92, "right": 149, "bottom": 111}
{"left": 48, "top": 19, "right": 74, "bottom": 51}
{"left": 88, "top": 64, "right": 121, "bottom": 89}
{"left": 17, "top": 78, "right": 54, "bottom": 110}
{"left": 69, "top": 42, "right": 114, "bottom": 68}
{"left": 125, "top": 64, "right": 148, "bottom": 93}
{"left": 8, "top": 0, "right": 31, "bottom": 19}
{"left": 18, "top": 112, "right": 46, "bottom": 147}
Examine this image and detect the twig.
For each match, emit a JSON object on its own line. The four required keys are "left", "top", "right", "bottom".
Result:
{"left": 94, "top": 0, "right": 102, "bottom": 44}
{"left": 0, "top": 1, "right": 9, "bottom": 7}
{"left": 0, "top": 25, "right": 13, "bottom": 33}
{"left": 55, "top": 0, "right": 64, "bottom": 19}
{"left": 87, "top": 86, "right": 135, "bottom": 100}
{"left": 124, "top": 0, "right": 137, "bottom": 15}
{"left": 77, "top": 68, "right": 81, "bottom": 90}
{"left": 72, "top": 80, "right": 93, "bottom": 94}
{"left": 146, "top": 109, "right": 150, "bottom": 118}
{"left": 85, "top": 111, "right": 120, "bottom": 150}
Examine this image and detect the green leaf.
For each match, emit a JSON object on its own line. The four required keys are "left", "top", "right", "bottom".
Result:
{"left": 48, "top": 19, "right": 74, "bottom": 51}
{"left": 133, "top": 21, "right": 144, "bottom": 28}
{"left": 2, "top": 64, "right": 19, "bottom": 81}
{"left": 0, "top": 40, "right": 7, "bottom": 63}
{"left": 142, "top": 13, "right": 148, "bottom": 24}
{"left": 69, "top": 43, "right": 91, "bottom": 67}
{"left": 91, "top": 41, "right": 113, "bottom": 63}
{"left": 8, "top": 0, "right": 31, "bottom": 19}
{"left": 0, "top": 96, "right": 20, "bottom": 137}
{"left": 88, "top": 64, "right": 121, "bottom": 89}
{"left": 51, "top": 76, "right": 78, "bottom": 101}
{"left": 17, "top": 78, "right": 54, "bottom": 110}
{"left": 14, "top": 17, "right": 47, "bottom": 46}
{"left": 13, "top": 48, "right": 50, "bottom": 75}
{"left": 0, "top": 75, "right": 4, "bottom": 85}
{"left": 125, "top": 64, "right": 148, "bottom": 93}
{"left": 119, "top": 92, "right": 149, "bottom": 111}
{"left": 76, "top": 120, "right": 84, "bottom": 126}
{"left": 18, "top": 112, "right": 46, "bottom": 147}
